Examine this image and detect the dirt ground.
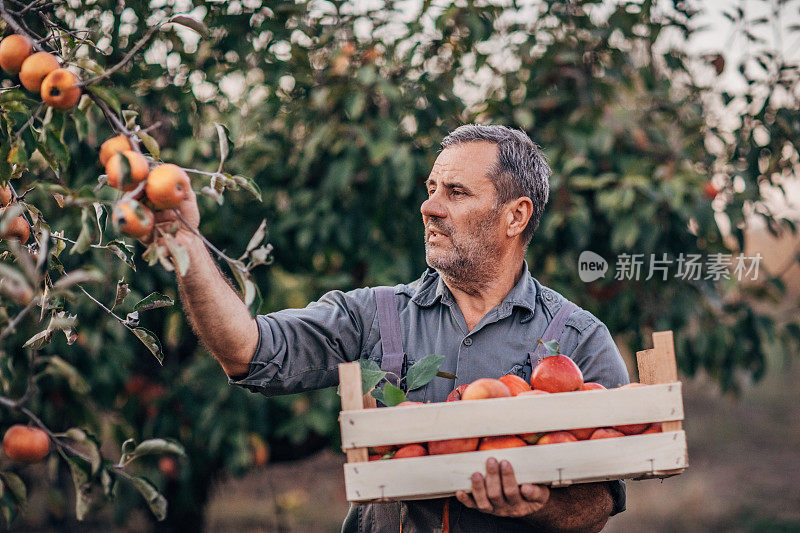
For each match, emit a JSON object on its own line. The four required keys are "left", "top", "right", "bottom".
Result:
{"left": 204, "top": 361, "right": 800, "bottom": 533}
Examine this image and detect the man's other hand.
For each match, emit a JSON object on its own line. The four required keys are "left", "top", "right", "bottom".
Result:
{"left": 455, "top": 458, "right": 549, "bottom": 518}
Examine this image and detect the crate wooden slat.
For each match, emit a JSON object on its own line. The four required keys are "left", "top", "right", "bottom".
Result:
{"left": 344, "top": 431, "right": 687, "bottom": 502}
{"left": 340, "top": 383, "right": 682, "bottom": 449}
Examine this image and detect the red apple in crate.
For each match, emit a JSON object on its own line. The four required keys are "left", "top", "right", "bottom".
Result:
{"left": 569, "top": 428, "right": 597, "bottom": 440}
{"left": 446, "top": 384, "right": 469, "bottom": 402}
{"left": 393, "top": 444, "right": 428, "bottom": 458}
{"left": 369, "top": 445, "right": 396, "bottom": 455}
{"left": 517, "top": 389, "right": 549, "bottom": 396}
{"left": 499, "top": 374, "right": 532, "bottom": 396}
{"left": 368, "top": 454, "right": 381, "bottom": 461}
{"left": 428, "top": 437, "right": 480, "bottom": 455}
{"left": 397, "top": 401, "right": 423, "bottom": 406}
{"left": 531, "top": 355, "right": 584, "bottom": 393}
{"left": 461, "top": 378, "right": 512, "bottom": 400}
{"left": 589, "top": 428, "right": 625, "bottom": 439}
{"left": 519, "top": 432, "right": 545, "bottom": 444}
{"left": 478, "top": 435, "right": 527, "bottom": 450}
{"left": 640, "top": 423, "right": 663, "bottom": 434}
{"left": 536, "top": 431, "right": 578, "bottom": 445}
{"left": 580, "top": 382, "right": 606, "bottom": 391}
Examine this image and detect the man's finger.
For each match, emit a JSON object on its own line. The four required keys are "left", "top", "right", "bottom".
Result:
{"left": 520, "top": 483, "right": 549, "bottom": 507}
{"left": 469, "top": 472, "right": 493, "bottom": 513}
{"left": 499, "top": 460, "right": 523, "bottom": 505}
{"left": 455, "top": 490, "right": 476, "bottom": 509}
{"left": 484, "top": 458, "right": 505, "bottom": 507}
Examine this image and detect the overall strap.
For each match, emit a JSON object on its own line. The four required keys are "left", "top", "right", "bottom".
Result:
{"left": 540, "top": 300, "right": 579, "bottom": 344}
{"left": 374, "top": 286, "right": 404, "bottom": 387}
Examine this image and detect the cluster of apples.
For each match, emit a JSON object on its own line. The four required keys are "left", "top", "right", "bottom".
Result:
{"left": 0, "top": 34, "right": 81, "bottom": 109}
{"left": 99, "top": 135, "right": 191, "bottom": 239}
{"left": 368, "top": 355, "right": 662, "bottom": 461}
{"left": 0, "top": 33, "right": 191, "bottom": 243}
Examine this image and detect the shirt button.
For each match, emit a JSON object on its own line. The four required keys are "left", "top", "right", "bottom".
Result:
{"left": 544, "top": 291, "right": 553, "bottom": 301}
{"left": 463, "top": 337, "right": 472, "bottom": 346}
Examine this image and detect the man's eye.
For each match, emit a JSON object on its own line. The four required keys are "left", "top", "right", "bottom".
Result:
{"left": 452, "top": 189, "right": 464, "bottom": 196}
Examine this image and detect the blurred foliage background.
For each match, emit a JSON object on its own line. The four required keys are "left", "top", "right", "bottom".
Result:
{"left": 1, "top": 0, "right": 799, "bottom": 530}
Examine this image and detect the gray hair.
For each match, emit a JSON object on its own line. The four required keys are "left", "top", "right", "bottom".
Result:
{"left": 440, "top": 124, "right": 550, "bottom": 246}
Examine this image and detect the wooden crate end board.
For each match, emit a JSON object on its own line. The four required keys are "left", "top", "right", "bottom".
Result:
{"left": 344, "top": 431, "right": 687, "bottom": 502}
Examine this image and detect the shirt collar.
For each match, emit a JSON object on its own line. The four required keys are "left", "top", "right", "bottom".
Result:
{"left": 410, "top": 261, "right": 539, "bottom": 321}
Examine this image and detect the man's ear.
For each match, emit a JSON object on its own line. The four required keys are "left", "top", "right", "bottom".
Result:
{"left": 506, "top": 197, "right": 533, "bottom": 238}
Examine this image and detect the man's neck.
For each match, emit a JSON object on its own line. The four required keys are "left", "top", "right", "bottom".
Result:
{"left": 441, "top": 256, "right": 525, "bottom": 332}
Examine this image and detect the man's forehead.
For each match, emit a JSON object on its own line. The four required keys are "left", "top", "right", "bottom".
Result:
{"left": 430, "top": 141, "right": 498, "bottom": 184}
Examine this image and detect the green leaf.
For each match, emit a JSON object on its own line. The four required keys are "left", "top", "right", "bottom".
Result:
{"left": 405, "top": 354, "right": 445, "bottom": 391}
{"left": 244, "top": 219, "right": 268, "bottom": 256}
{"left": 128, "top": 439, "right": 185, "bottom": 459}
{"left": 231, "top": 175, "right": 262, "bottom": 201}
{"left": 230, "top": 266, "right": 257, "bottom": 307}
{"left": 86, "top": 86, "right": 121, "bottom": 115}
{"left": 537, "top": 339, "right": 560, "bottom": 357}
{"left": 0, "top": 472, "right": 26, "bottom": 502}
{"left": 168, "top": 14, "right": 210, "bottom": 37}
{"left": 370, "top": 387, "right": 385, "bottom": 405}
{"left": 214, "top": 123, "right": 230, "bottom": 169}
{"left": 132, "top": 327, "right": 164, "bottom": 364}
{"left": 138, "top": 131, "right": 160, "bottom": 159}
{"left": 101, "top": 469, "right": 116, "bottom": 498}
{"left": 111, "top": 280, "right": 130, "bottom": 311}
{"left": 359, "top": 359, "right": 387, "bottom": 394}
{"left": 133, "top": 292, "right": 174, "bottom": 312}
{"left": 70, "top": 208, "right": 93, "bottom": 255}
{"left": 382, "top": 383, "right": 406, "bottom": 406}
{"left": 60, "top": 428, "right": 102, "bottom": 475}
{"left": 162, "top": 235, "right": 189, "bottom": 276}
{"left": 66, "top": 457, "right": 92, "bottom": 521}
{"left": 127, "top": 475, "right": 167, "bottom": 521}
{"left": 105, "top": 239, "right": 136, "bottom": 269}
{"left": 122, "top": 109, "right": 138, "bottom": 130}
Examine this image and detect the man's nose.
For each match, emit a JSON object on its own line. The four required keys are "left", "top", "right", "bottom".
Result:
{"left": 421, "top": 194, "right": 446, "bottom": 219}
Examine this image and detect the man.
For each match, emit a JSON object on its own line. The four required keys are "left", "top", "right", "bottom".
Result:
{"left": 155, "top": 124, "right": 629, "bottom": 531}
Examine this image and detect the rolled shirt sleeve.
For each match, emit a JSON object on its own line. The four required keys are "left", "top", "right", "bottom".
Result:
{"left": 228, "top": 287, "right": 377, "bottom": 397}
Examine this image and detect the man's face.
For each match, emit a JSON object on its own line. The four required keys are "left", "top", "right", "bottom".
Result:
{"left": 421, "top": 141, "right": 505, "bottom": 282}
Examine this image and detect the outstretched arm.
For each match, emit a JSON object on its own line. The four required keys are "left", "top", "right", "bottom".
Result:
{"left": 146, "top": 187, "right": 258, "bottom": 378}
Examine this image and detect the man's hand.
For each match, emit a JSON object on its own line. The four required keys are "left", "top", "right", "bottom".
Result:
{"left": 455, "top": 458, "right": 549, "bottom": 518}
{"left": 138, "top": 183, "right": 200, "bottom": 248}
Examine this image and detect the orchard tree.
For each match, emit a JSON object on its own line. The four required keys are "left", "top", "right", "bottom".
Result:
{"left": 0, "top": 0, "right": 270, "bottom": 528}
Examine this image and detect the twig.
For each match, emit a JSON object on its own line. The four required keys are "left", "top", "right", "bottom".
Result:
{"left": 175, "top": 211, "right": 246, "bottom": 272}
{"left": 0, "top": 297, "right": 38, "bottom": 341}
{"left": 80, "top": 22, "right": 163, "bottom": 87}
{"left": 0, "top": 1, "right": 46, "bottom": 52}
{"left": 15, "top": 102, "right": 45, "bottom": 139}
{"left": 77, "top": 285, "right": 127, "bottom": 325}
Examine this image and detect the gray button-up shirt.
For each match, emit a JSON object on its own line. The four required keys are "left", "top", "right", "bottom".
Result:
{"left": 230, "top": 262, "right": 630, "bottom": 532}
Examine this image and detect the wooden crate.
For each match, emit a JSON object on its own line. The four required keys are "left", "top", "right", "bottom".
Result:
{"left": 338, "top": 330, "right": 688, "bottom": 503}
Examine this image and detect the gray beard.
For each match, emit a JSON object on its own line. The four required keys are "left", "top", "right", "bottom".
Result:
{"left": 424, "top": 217, "right": 502, "bottom": 294}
